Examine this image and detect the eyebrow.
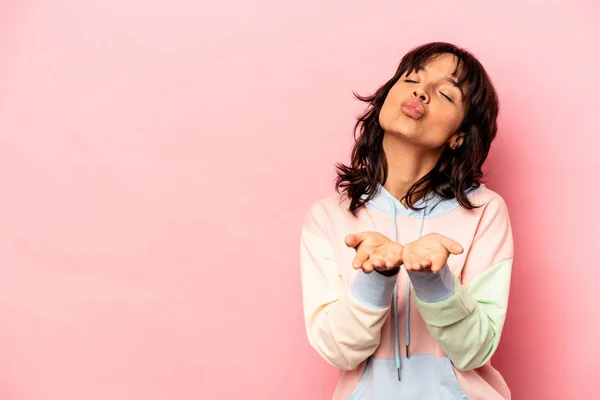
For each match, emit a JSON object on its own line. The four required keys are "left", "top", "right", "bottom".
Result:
{"left": 415, "top": 66, "right": 464, "bottom": 99}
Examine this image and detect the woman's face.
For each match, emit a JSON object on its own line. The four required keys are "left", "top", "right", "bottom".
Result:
{"left": 379, "top": 53, "right": 469, "bottom": 149}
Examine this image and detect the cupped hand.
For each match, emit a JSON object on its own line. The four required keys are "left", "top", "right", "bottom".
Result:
{"left": 402, "top": 233, "right": 463, "bottom": 273}
{"left": 345, "top": 231, "right": 403, "bottom": 274}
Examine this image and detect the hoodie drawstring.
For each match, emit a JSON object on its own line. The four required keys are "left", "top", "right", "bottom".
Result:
{"left": 389, "top": 200, "right": 401, "bottom": 380}
{"left": 390, "top": 199, "right": 427, "bottom": 381}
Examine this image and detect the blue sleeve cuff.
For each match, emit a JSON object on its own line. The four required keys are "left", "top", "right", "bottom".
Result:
{"left": 350, "top": 270, "right": 398, "bottom": 309}
{"left": 407, "top": 264, "right": 455, "bottom": 303}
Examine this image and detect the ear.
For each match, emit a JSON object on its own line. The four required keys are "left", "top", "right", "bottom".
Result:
{"left": 448, "top": 132, "right": 466, "bottom": 150}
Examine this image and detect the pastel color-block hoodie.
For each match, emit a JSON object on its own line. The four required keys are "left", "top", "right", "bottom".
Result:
{"left": 300, "top": 184, "right": 513, "bottom": 399}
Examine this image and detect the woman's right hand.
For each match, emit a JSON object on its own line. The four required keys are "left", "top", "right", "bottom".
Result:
{"left": 344, "top": 231, "right": 403, "bottom": 274}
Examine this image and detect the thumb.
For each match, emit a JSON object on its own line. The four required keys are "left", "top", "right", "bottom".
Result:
{"left": 439, "top": 236, "right": 463, "bottom": 255}
{"left": 345, "top": 232, "right": 366, "bottom": 248}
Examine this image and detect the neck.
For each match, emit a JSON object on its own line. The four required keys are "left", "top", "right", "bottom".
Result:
{"left": 382, "top": 132, "right": 442, "bottom": 205}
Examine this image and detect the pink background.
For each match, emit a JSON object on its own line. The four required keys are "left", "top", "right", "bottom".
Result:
{"left": 0, "top": 0, "right": 598, "bottom": 399}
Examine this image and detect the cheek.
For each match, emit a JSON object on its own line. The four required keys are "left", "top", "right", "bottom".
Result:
{"left": 421, "top": 107, "right": 463, "bottom": 145}
{"left": 379, "top": 99, "right": 398, "bottom": 129}
{"left": 379, "top": 87, "right": 405, "bottom": 126}
{"left": 430, "top": 107, "right": 463, "bottom": 133}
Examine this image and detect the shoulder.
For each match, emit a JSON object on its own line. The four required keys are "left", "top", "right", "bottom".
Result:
{"left": 303, "top": 193, "right": 348, "bottom": 222}
{"left": 301, "top": 193, "right": 352, "bottom": 234}
{"left": 470, "top": 185, "right": 510, "bottom": 215}
{"left": 461, "top": 186, "right": 514, "bottom": 277}
{"left": 467, "top": 186, "right": 512, "bottom": 241}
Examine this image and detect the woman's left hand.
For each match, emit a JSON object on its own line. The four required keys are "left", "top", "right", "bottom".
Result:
{"left": 402, "top": 233, "right": 464, "bottom": 273}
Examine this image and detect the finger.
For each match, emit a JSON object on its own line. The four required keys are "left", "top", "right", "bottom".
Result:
{"left": 381, "top": 254, "right": 391, "bottom": 266}
{"left": 413, "top": 256, "right": 425, "bottom": 271}
{"left": 379, "top": 246, "right": 401, "bottom": 269}
{"left": 370, "top": 256, "right": 385, "bottom": 269}
{"left": 363, "top": 261, "right": 374, "bottom": 274}
{"left": 385, "top": 255, "right": 402, "bottom": 269}
{"left": 345, "top": 234, "right": 362, "bottom": 248}
{"left": 420, "top": 257, "right": 432, "bottom": 269}
{"left": 352, "top": 250, "right": 370, "bottom": 269}
{"left": 430, "top": 254, "right": 447, "bottom": 273}
{"left": 402, "top": 252, "right": 410, "bottom": 270}
{"left": 439, "top": 236, "right": 463, "bottom": 255}
{"left": 404, "top": 253, "right": 415, "bottom": 271}
{"left": 390, "top": 244, "right": 403, "bottom": 268}
{"left": 409, "top": 247, "right": 422, "bottom": 270}
{"left": 407, "top": 253, "right": 418, "bottom": 271}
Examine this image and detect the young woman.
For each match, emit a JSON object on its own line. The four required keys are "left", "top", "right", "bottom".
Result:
{"left": 300, "top": 42, "right": 513, "bottom": 399}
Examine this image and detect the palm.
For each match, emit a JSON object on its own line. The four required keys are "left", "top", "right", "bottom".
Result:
{"left": 413, "top": 237, "right": 448, "bottom": 259}
{"left": 345, "top": 231, "right": 402, "bottom": 274}
{"left": 357, "top": 232, "right": 389, "bottom": 252}
{"left": 403, "top": 233, "right": 463, "bottom": 273}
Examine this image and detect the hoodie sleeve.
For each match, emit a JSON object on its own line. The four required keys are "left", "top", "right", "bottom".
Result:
{"left": 408, "top": 195, "right": 514, "bottom": 371}
{"left": 300, "top": 202, "right": 396, "bottom": 371}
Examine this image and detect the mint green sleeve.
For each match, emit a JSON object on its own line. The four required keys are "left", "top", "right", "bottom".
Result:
{"left": 413, "top": 196, "right": 514, "bottom": 371}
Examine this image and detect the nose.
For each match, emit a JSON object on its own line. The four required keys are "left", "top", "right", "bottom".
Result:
{"left": 412, "top": 87, "right": 429, "bottom": 103}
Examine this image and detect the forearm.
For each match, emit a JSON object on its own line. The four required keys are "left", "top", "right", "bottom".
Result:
{"left": 305, "top": 270, "right": 397, "bottom": 370}
{"left": 408, "top": 261, "right": 511, "bottom": 371}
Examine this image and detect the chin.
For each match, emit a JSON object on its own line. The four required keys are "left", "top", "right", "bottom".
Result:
{"left": 389, "top": 118, "right": 417, "bottom": 139}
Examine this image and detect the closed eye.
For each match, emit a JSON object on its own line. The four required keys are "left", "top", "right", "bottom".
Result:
{"left": 404, "top": 79, "right": 419, "bottom": 83}
{"left": 440, "top": 92, "right": 453, "bottom": 103}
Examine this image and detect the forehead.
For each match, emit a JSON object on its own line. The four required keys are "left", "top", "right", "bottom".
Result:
{"left": 420, "top": 53, "right": 461, "bottom": 77}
